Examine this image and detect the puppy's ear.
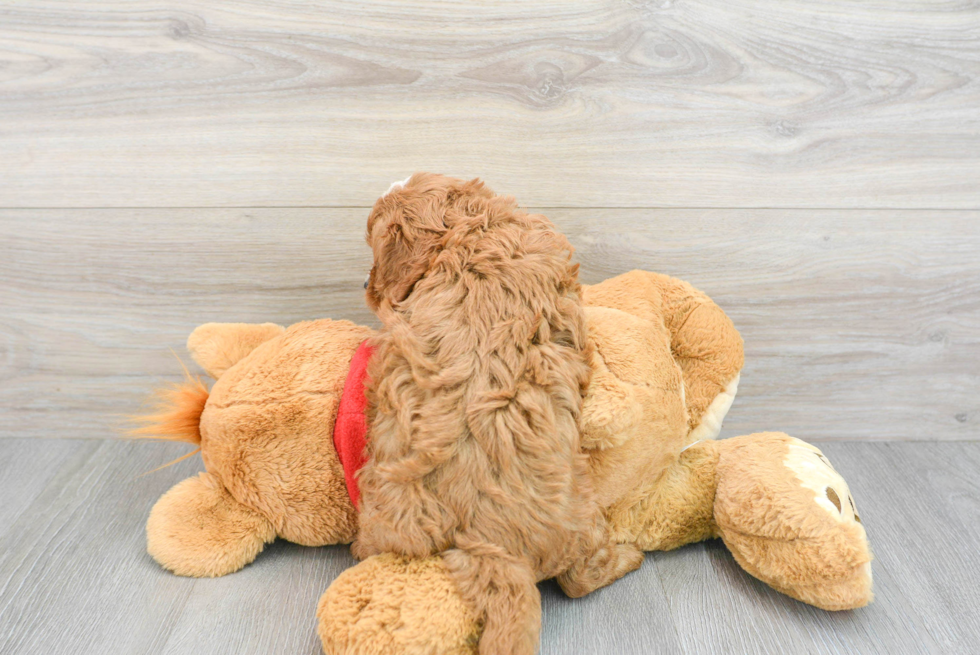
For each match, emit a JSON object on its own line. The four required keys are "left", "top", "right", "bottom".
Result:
{"left": 367, "top": 218, "right": 442, "bottom": 308}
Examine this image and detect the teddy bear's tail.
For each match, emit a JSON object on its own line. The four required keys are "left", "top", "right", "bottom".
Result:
{"left": 128, "top": 359, "right": 209, "bottom": 448}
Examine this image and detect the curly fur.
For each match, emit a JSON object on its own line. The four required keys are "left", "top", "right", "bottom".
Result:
{"left": 355, "top": 173, "right": 643, "bottom": 655}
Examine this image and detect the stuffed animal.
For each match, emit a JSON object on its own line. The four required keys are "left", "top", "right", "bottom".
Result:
{"left": 136, "top": 270, "right": 872, "bottom": 655}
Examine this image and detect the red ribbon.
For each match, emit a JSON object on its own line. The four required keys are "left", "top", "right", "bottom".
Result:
{"left": 333, "top": 340, "right": 374, "bottom": 509}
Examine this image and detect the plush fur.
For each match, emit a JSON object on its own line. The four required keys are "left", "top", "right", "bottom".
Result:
{"left": 147, "top": 471, "right": 275, "bottom": 578}
{"left": 355, "top": 174, "right": 642, "bottom": 655}
{"left": 139, "top": 318, "right": 369, "bottom": 577}
{"left": 135, "top": 270, "right": 873, "bottom": 655}
{"left": 317, "top": 553, "right": 480, "bottom": 655}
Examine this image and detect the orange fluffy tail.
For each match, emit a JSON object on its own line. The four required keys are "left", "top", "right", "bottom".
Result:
{"left": 128, "top": 366, "right": 210, "bottom": 472}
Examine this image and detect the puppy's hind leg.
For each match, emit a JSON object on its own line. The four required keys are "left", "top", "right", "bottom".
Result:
{"left": 557, "top": 532, "right": 643, "bottom": 599}
{"left": 442, "top": 545, "right": 541, "bottom": 655}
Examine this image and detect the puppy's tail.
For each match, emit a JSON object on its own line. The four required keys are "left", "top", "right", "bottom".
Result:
{"left": 442, "top": 544, "right": 540, "bottom": 655}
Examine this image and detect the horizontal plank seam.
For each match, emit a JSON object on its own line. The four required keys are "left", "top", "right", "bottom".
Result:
{"left": 2, "top": 206, "right": 980, "bottom": 212}
{"left": 1, "top": 436, "right": 978, "bottom": 444}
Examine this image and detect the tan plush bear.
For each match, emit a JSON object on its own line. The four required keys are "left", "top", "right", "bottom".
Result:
{"left": 136, "top": 270, "right": 872, "bottom": 655}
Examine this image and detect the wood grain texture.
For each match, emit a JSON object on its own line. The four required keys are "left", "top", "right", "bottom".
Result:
{"left": 0, "top": 439, "right": 357, "bottom": 655}
{"left": 1, "top": 439, "right": 977, "bottom": 654}
{"left": 0, "top": 439, "right": 88, "bottom": 541}
{"left": 2, "top": 209, "right": 977, "bottom": 441}
{"left": 1, "top": 1, "right": 979, "bottom": 208}
{"left": 0, "top": 440, "right": 195, "bottom": 654}
{"left": 538, "top": 566, "right": 681, "bottom": 655}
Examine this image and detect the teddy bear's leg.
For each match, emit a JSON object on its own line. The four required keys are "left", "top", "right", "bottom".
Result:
{"left": 317, "top": 554, "right": 481, "bottom": 655}
{"left": 186, "top": 322, "right": 285, "bottom": 379}
{"left": 609, "top": 439, "right": 722, "bottom": 551}
{"left": 555, "top": 525, "right": 644, "bottom": 598}
{"left": 712, "top": 432, "right": 873, "bottom": 610}
{"left": 147, "top": 472, "right": 276, "bottom": 577}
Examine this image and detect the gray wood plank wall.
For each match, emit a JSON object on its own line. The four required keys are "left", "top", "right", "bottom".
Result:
{"left": 2, "top": 1, "right": 979, "bottom": 208}
{"left": 1, "top": 2, "right": 978, "bottom": 441}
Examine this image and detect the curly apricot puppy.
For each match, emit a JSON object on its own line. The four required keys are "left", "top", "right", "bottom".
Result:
{"left": 355, "top": 173, "right": 643, "bottom": 655}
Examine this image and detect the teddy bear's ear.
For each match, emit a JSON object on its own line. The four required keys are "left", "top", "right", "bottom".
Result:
{"left": 186, "top": 322, "right": 285, "bottom": 379}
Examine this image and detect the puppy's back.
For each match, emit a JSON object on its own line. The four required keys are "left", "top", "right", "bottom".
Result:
{"left": 358, "top": 175, "right": 605, "bottom": 655}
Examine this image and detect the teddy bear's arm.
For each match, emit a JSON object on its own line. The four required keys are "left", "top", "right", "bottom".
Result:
{"left": 583, "top": 271, "right": 744, "bottom": 441}
{"left": 579, "top": 305, "right": 679, "bottom": 451}
{"left": 655, "top": 275, "right": 744, "bottom": 440}
{"left": 186, "top": 322, "right": 285, "bottom": 379}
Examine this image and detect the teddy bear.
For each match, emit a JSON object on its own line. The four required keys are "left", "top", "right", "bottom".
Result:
{"left": 136, "top": 269, "right": 872, "bottom": 655}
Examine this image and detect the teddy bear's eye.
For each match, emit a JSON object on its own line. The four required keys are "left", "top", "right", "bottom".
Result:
{"left": 825, "top": 487, "right": 842, "bottom": 513}
{"left": 364, "top": 273, "right": 371, "bottom": 289}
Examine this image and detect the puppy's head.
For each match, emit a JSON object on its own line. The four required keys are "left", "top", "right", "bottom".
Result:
{"left": 365, "top": 173, "right": 493, "bottom": 309}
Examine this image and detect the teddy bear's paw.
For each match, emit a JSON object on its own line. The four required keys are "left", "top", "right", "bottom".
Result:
{"left": 714, "top": 432, "right": 873, "bottom": 611}
{"left": 147, "top": 472, "right": 276, "bottom": 577}
{"left": 317, "top": 554, "right": 480, "bottom": 655}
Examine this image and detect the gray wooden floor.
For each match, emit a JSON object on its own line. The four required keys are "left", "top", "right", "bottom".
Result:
{"left": 0, "top": 438, "right": 977, "bottom": 655}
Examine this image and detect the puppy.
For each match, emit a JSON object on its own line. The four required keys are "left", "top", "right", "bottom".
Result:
{"left": 354, "top": 173, "right": 642, "bottom": 655}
